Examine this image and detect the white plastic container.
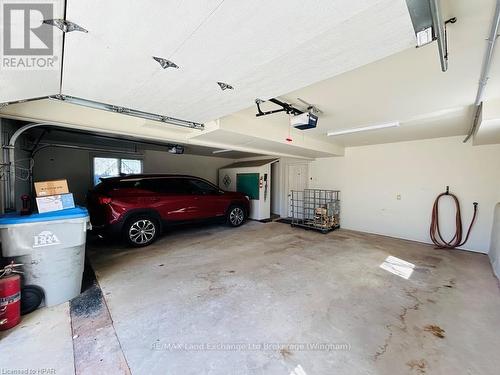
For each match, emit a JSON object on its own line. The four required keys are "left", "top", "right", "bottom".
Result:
{"left": 0, "top": 207, "right": 90, "bottom": 307}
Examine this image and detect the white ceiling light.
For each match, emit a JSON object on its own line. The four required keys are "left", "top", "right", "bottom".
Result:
{"left": 212, "top": 149, "right": 232, "bottom": 154}
{"left": 327, "top": 121, "right": 400, "bottom": 137}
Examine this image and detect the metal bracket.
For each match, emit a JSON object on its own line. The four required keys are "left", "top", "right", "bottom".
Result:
{"left": 43, "top": 19, "right": 88, "bottom": 33}
{"left": 255, "top": 98, "right": 304, "bottom": 118}
{"left": 217, "top": 82, "right": 234, "bottom": 91}
{"left": 153, "top": 57, "right": 179, "bottom": 69}
{"left": 443, "top": 17, "right": 457, "bottom": 60}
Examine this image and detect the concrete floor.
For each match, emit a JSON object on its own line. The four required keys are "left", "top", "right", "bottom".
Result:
{"left": 87, "top": 221, "right": 500, "bottom": 374}
{"left": 0, "top": 302, "right": 75, "bottom": 374}
{"left": 2, "top": 221, "right": 500, "bottom": 374}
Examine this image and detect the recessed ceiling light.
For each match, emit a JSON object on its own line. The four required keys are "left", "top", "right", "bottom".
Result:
{"left": 217, "top": 82, "right": 234, "bottom": 91}
{"left": 327, "top": 122, "right": 400, "bottom": 137}
{"left": 43, "top": 19, "right": 88, "bottom": 33}
{"left": 153, "top": 56, "right": 179, "bottom": 69}
{"left": 212, "top": 149, "right": 232, "bottom": 154}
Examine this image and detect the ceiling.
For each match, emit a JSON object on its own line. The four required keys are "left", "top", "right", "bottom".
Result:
{"left": 1, "top": 0, "right": 498, "bottom": 156}
{"left": 227, "top": 0, "right": 500, "bottom": 147}
{"left": 1, "top": 0, "right": 415, "bottom": 123}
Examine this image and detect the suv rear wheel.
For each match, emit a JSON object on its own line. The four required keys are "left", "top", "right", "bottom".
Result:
{"left": 227, "top": 205, "right": 246, "bottom": 227}
{"left": 124, "top": 216, "right": 159, "bottom": 247}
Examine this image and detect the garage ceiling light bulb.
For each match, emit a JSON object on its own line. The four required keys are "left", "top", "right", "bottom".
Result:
{"left": 153, "top": 57, "right": 179, "bottom": 69}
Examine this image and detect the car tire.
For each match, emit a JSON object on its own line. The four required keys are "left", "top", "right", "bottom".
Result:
{"left": 124, "top": 215, "right": 159, "bottom": 247}
{"left": 226, "top": 205, "right": 246, "bottom": 227}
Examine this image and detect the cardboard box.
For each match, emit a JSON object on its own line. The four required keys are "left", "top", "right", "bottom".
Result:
{"left": 36, "top": 193, "right": 75, "bottom": 214}
{"left": 34, "top": 179, "right": 69, "bottom": 197}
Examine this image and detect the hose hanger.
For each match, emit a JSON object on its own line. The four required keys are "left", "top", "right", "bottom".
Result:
{"left": 429, "top": 186, "right": 478, "bottom": 249}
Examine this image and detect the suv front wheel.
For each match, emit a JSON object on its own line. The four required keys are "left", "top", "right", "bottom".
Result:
{"left": 227, "top": 205, "right": 246, "bottom": 227}
{"left": 124, "top": 216, "right": 159, "bottom": 247}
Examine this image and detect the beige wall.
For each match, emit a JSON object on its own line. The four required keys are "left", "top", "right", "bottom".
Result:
{"left": 309, "top": 136, "right": 500, "bottom": 253}
{"left": 33, "top": 147, "right": 233, "bottom": 206}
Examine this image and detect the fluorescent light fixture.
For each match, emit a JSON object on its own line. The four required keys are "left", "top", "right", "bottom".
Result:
{"left": 212, "top": 149, "right": 232, "bottom": 154}
{"left": 327, "top": 121, "right": 400, "bottom": 137}
{"left": 416, "top": 27, "right": 434, "bottom": 47}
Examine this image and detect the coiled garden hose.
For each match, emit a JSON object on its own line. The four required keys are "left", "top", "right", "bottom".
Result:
{"left": 429, "top": 188, "right": 478, "bottom": 249}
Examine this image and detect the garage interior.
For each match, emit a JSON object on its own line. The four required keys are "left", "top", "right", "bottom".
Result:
{"left": 1, "top": 0, "right": 500, "bottom": 374}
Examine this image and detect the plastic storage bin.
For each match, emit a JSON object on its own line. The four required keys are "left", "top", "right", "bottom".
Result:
{"left": 0, "top": 207, "right": 90, "bottom": 307}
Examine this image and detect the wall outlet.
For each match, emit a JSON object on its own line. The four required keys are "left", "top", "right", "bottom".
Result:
{"left": 396, "top": 194, "right": 401, "bottom": 200}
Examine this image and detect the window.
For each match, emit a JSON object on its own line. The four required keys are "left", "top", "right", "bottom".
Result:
{"left": 140, "top": 178, "right": 187, "bottom": 194}
{"left": 187, "top": 179, "right": 219, "bottom": 195}
{"left": 93, "top": 157, "right": 143, "bottom": 185}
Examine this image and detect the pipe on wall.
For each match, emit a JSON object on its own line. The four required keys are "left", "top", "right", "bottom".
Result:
{"left": 6, "top": 122, "right": 47, "bottom": 210}
{"left": 464, "top": 0, "right": 500, "bottom": 142}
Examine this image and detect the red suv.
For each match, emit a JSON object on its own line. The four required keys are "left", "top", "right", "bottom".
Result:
{"left": 87, "top": 174, "right": 250, "bottom": 247}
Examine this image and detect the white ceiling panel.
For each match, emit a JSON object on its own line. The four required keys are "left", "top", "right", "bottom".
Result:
{"left": 61, "top": 0, "right": 415, "bottom": 122}
{"left": 0, "top": 0, "right": 64, "bottom": 102}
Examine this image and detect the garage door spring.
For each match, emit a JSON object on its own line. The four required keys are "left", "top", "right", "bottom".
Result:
{"left": 430, "top": 187, "right": 478, "bottom": 249}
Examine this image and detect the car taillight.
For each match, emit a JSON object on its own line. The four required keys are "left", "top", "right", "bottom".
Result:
{"left": 98, "top": 196, "right": 112, "bottom": 205}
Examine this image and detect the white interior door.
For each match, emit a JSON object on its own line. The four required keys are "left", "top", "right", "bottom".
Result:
{"left": 288, "top": 164, "right": 308, "bottom": 217}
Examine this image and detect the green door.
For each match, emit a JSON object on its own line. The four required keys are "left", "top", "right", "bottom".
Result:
{"left": 236, "top": 173, "right": 259, "bottom": 200}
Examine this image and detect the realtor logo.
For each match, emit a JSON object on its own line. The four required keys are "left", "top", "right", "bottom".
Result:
{"left": 1, "top": 1, "right": 57, "bottom": 69}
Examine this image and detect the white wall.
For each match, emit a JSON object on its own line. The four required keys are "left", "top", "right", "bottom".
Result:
{"left": 275, "top": 158, "right": 311, "bottom": 218}
{"left": 309, "top": 136, "right": 500, "bottom": 253}
{"left": 33, "top": 147, "right": 233, "bottom": 206}
{"left": 144, "top": 150, "right": 231, "bottom": 184}
{"left": 218, "top": 164, "right": 271, "bottom": 221}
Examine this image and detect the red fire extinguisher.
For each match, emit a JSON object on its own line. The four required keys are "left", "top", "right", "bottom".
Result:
{"left": 0, "top": 263, "right": 23, "bottom": 331}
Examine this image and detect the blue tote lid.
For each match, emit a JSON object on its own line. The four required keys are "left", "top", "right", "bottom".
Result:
{"left": 0, "top": 207, "right": 89, "bottom": 225}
